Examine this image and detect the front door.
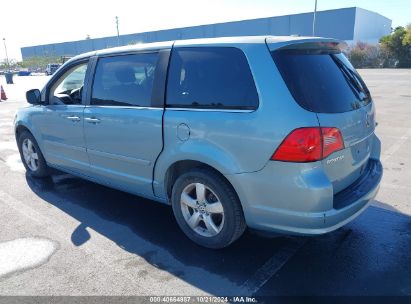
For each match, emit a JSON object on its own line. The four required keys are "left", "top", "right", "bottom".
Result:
{"left": 83, "top": 52, "right": 164, "bottom": 197}
{"left": 34, "top": 61, "right": 90, "bottom": 173}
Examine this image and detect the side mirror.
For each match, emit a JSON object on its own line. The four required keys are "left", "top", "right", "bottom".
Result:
{"left": 26, "top": 89, "right": 41, "bottom": 105}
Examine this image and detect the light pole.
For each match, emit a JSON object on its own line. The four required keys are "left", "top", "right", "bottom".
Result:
{"left": 2, "top": 38, "right": 10, "bottom": 71}
{"left": 115, "top": 16, "right": 120, "bottom": 46}
{"left": 312, "top": 0, "right": 318, "bottom": 36}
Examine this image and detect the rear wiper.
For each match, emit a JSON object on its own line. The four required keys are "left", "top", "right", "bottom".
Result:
{"left": 332, "top": 55, "right": 370, "bottom": 102}
{"left": 344, "top": 68, "right": 370, "bottom": 101}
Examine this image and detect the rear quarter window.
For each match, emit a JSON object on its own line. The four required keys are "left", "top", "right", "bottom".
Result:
{"left": 272, "top": 50, "right": 371, "bottom": 113}
{"left": 166, "top": 47, "right": 259, "bottom": 110}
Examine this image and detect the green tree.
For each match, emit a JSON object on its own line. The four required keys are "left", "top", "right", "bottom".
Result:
{"left": 380, "top": 26, "right": 411, "bottom": 68}
{"left": 19, "top": 56, "right": 61, "bottom": 70}
{"left": 347, "top": 42, "right": 382, "bottom": 68}
{"left": 403, "top": 24, "right": 411, "bottom": 45}
{"left": 0, "top": 58, "right": 19, "bottom": 70}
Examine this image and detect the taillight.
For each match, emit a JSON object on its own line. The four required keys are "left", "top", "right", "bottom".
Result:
{"left": 321, "top": 127, "right": 344, "bottom": 158}
{"left": 271, "top": 127, "right": 344, "bottom": 162}
{"left": 271, "top": 128, "right": 322, "bottom": 162}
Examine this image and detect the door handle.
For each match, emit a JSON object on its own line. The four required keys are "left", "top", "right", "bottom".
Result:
{"left": 66, "top": 116, "right": 81, "bottom": 122}
{"left": 85, "top": 117, "right": 101, "bottom": 124}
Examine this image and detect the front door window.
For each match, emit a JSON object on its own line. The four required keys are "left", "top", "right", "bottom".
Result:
{"left": 49, "top": 63, "right": 88, "bottom": 105}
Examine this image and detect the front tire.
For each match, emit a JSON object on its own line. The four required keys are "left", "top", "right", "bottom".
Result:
{"left": 18, "top": 131, "right": 49, "bottom": 177}
{"left": 171, "top": 168, "right": 246, "bottom": 249}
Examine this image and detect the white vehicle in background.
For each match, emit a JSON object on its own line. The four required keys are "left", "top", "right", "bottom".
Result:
{"left": 45, "top": 63, "right": 61, "bottom": 76}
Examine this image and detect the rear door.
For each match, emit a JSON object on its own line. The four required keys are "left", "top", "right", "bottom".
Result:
{"left": 270, "top": 42, "right": 376, "bottom": 194}
{"left": 83, "top": 50, "right": 170, "bottom": 196}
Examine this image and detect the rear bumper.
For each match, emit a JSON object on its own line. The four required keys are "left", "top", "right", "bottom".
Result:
{"left": 225, "top": 158, "right": 382, "bottom": 235}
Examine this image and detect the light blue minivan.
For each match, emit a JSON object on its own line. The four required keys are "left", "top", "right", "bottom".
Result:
{"left": 15, "top": 36, "right": 382, "bottom": 248}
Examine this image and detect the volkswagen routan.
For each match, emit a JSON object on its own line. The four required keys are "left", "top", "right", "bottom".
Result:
{"left": 15, "top": 36, "right": 382, "bottom": 248}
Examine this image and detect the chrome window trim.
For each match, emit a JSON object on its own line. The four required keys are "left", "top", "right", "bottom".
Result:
{"left": 85, "top": 105, "right": 163, "bottom": 110}
{"left": 83, "top": 105, "right": 254, "bottom": 113}
{"left": 165, "top": 107, "right": 255, "bottom": 113}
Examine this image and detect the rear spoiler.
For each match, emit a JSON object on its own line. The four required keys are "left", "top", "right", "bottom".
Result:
{"left": 266, "top": 37, "right": 348, "bottom": 52}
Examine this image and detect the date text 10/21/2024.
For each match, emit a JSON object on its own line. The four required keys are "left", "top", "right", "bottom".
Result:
{"left": 149, "top": 296, "right": 258, "bottom": 303}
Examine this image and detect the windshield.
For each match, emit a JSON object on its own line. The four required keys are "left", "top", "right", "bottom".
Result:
{"left": 271, "top": 49, "right": 372, "bottom": 113}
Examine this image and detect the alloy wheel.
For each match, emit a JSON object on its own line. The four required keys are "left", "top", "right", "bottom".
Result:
{"left": 180, "top": 182, "right": 225, "bottom": 237}
{"left": 22, "top": 138, "right": 39, "bottom": 171}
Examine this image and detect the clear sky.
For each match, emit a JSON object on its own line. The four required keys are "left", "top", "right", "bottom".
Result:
{"left": 1, "top": 0, "right": 410, "bottom": 60}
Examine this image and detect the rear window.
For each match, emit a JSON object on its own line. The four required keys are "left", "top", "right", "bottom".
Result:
{"left": 271, "top": 50, "right": 371, "bottom": 113}
{"left": 166, "top": 47, "right": 259, "bottom": 110}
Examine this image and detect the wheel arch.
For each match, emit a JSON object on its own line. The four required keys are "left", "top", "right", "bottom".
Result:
{"left": 163, "top": 159, "right": 241, "bottom": 206}
{"left": 15, "top": 124, "right": 34, "bottom": 142}
{"left": 14, "top": 122, "right": 46, "bottom": 159}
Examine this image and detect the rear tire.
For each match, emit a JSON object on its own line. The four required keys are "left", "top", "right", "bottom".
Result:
{"left": 171, "top": 168, "right": 246, "bottom": 249}
{"left": 18, "top": 131, "right": 49, "bottom": 178}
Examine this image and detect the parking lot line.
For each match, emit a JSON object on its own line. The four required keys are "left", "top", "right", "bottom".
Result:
{"left": 381, "top": 128, "right": 411, "bottom": 162}
{"left": 240, "top": 237, "right": 306, "bottom": 295}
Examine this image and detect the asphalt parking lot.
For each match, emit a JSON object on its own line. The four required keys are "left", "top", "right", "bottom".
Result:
{"left": 0, "top": 70, "right": 410, "bottom": 297}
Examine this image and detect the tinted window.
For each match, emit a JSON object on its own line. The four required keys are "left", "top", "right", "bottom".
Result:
{"left": 166, "top": 47, "right": 259, "bottom": 110}
{"left": 91, "top": 53, "right": 159, "bottom": 107}
{"left": 272, "top": 50, "right": 371, "bottom": 113}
